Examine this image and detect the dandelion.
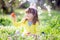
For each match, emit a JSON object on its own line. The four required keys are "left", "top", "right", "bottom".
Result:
{"left": 38, "top": 6, "right": 42, "bottom": 15}
{"left": 44, "top": 3, "right": 52, "bottom": 16}
{"left": 15, "top": 30, "right": 20, "bottom": 36}
{"left": 7, "top": 35, "right": 12, "bottom": 40}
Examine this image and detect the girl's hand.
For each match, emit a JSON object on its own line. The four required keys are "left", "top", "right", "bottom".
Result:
{"left": 23, "top": 30, "right": 31, "bottom": 36}
{"left": 23, "top": 15, "right": 28, "bottom": 20}
{"left": 11, "top": 12, "right": 16, "bottom": 22}
{"left": 11, "top": 12, "right": 16, "bottom": 18}
{"left": 26, "top": 32, "right": 31, "bottom": 36}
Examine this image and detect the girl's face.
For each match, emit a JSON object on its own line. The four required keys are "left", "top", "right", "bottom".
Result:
{"left": 26, "top": 13, "right": 34, "bottom": 21}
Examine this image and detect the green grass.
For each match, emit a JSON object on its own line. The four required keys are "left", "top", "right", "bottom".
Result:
{"left": 0, "top": 9, "right": 60, "bottom": 40}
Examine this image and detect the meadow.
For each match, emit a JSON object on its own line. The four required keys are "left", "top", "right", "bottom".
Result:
{"left": 0, "top": 9, "right": 60, "bottom": 40}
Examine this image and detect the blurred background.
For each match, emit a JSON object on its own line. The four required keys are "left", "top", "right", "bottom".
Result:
{"left": 0, "top": 0, "right": 60, "bottom": 40}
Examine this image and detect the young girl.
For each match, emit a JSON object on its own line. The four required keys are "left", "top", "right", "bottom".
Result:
{"left": 11, "top": 8, "right": 39, "bottom": 36}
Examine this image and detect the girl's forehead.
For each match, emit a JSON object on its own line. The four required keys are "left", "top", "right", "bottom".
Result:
{"left": 25, "top": 8, "right": 37, "bottom": 15}
{"left": 26, "top": 13, "right": 32, "bottom": 14}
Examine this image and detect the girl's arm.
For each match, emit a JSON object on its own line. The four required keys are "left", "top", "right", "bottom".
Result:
{"left": 11, "top": 12, "right": 27, "bottom": 28}
{"left": 11, "top": 12, "right": 20, "bottom": 27}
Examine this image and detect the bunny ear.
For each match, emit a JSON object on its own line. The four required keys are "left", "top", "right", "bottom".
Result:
{"left": 29, "top": 3, "right": 37, "bottom": 9}
{"left": 25, "top": 8, "right": 29, "bottom": 13}
{"left": 25, "top": 3, "right": 37, "bottom": 12}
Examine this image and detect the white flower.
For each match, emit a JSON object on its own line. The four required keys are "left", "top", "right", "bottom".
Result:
{"left": 15, "top": 30, "right": 20, "bottom": 36}
{"left": 7, "top": 36, "right": 12, "bottom": 40}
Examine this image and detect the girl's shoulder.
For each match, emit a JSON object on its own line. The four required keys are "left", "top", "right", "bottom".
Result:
{"left": 36, "top": 21, "right": 39, "bottom": 25}
{"left": 32, "top": 22, "right": 39, "bottom": 26}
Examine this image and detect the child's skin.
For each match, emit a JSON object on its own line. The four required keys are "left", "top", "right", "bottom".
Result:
{"left": 11, "top": 12, "right": 34, "bottom": 35}
{"left": 11, "top": 8, "right": 39, "bottom": 36}
{"left": 11, "top": 12, "right": 34, "bottom": 22}
{"left": 11, "top": 12, "right": 17, "bottom": 22}
{"left": 22, "top": 13, "right": 35, "bottom": 36}
{"left": 25, "top": 13, "right": 34, "bottom": 22}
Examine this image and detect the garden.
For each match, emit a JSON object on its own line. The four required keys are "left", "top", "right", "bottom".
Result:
{"left": 0, "top": 0, "right": 60, "bottom": 40}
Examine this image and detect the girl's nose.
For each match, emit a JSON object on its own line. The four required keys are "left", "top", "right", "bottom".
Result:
{"left": 26, "top": 14, "right": 29, "bottom": 17}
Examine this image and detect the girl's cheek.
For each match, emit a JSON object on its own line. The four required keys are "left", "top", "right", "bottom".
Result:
{"left": 30, "top": 15, "right": 34, "bottom": 18}
{"left": 25, "top": 14, "right": 33, "bottom": 19}
{"left": 25, "top": 15, "right": 30, "bottom": 20}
